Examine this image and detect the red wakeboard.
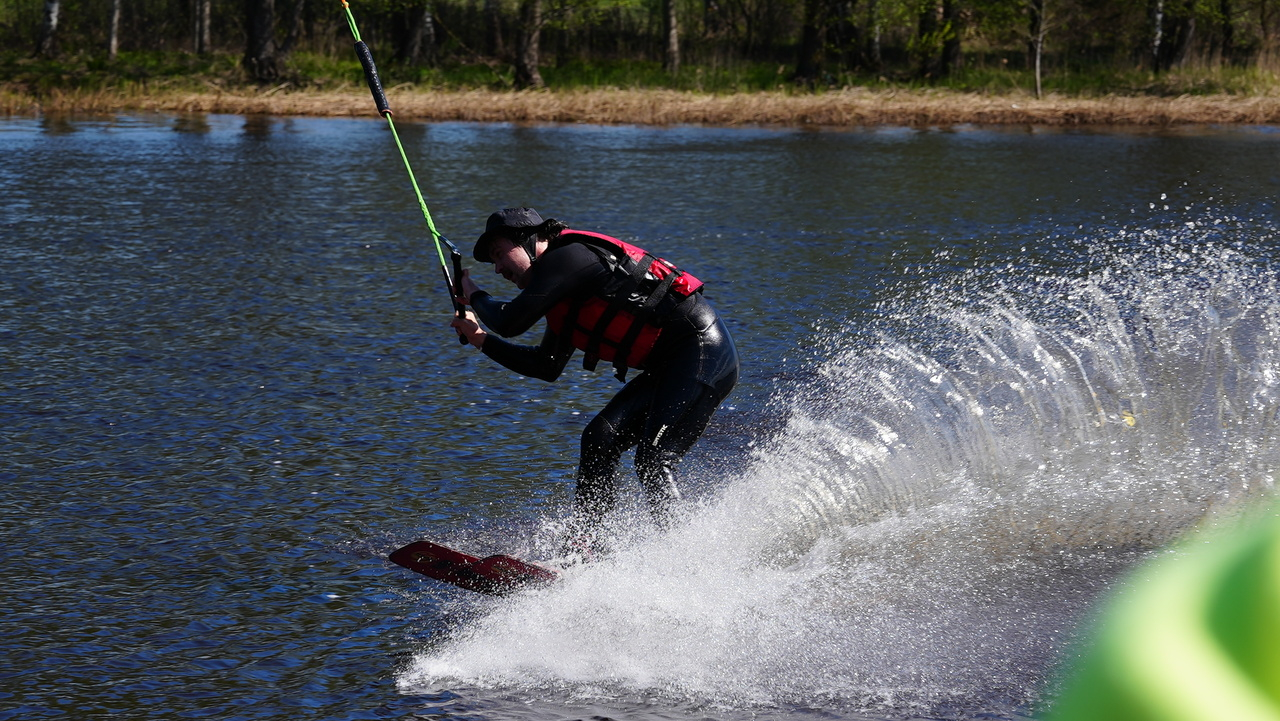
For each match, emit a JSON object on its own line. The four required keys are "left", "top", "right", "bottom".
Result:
{"left": 389, "top": 540, "right": 560, "bottom": 595}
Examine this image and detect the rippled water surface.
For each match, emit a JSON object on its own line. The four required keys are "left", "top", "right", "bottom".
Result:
{"left": 3, "top": 114, "right": 1279, "bottom": 720}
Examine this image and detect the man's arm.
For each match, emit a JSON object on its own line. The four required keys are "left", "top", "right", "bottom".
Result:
{"left": 451, "top": 309, "right": 571, "bottom": 382}
{"left": 469, "top": 243, "right": 609, "bottom": 338}
{"left": 480, "top": 329, "right": 573, "bottom": 382}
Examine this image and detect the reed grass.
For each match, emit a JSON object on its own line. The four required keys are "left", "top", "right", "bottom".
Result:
{"left": 8, "top": 85, "right": 1280, "bottom": 126}
{"left": 5, "top": 50, "right": 1280, "bottom": 126}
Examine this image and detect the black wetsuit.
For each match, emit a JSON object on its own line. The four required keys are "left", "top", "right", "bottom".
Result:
{"left": 470, "top": 237, "right": 739, "bottom": 532}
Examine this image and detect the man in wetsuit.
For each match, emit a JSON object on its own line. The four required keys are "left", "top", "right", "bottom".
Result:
{"left": 450, "top": 207, "right": 739, "bottom": 554}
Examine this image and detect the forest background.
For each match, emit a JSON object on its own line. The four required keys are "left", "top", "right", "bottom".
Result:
{"left": 4, "top": 0, "right": 1280, "bottom": 123}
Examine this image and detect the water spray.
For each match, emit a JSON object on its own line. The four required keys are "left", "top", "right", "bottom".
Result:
{"left": 397, "top": 236, "right": 1280, "bottom": 716}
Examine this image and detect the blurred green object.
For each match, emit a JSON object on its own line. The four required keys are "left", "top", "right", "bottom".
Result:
{"left": 1048, "top": 507, "right": 1280, "bottom": 721}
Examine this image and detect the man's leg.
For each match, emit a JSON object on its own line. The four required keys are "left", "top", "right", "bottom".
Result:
{"left": 634, "top": 367, "right": 738, "bottom": 525}
{"left": 569, "top": 374, "right": 654, "bottom": 546}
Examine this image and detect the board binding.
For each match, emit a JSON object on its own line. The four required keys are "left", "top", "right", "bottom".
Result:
{"left": 389, "top": 539, "right": 560, "bottom": 595}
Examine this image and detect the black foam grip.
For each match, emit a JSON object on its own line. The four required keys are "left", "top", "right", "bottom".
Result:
{"left": 441, "top": 265, "right": 468, "bottom": 344}
{"left": 354, "top": 41, "right": 391, "bottom": 116}
{"left": 452, "top": 252, "right": 467, "bottom": 343}
{"left": 451, "top": 252, "right": 465, "bottom": 298}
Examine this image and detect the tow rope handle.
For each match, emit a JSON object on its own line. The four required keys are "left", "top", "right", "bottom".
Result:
{"left": 441, "top": 237, "right": 468, "bottom": 344}
{"left": 341, "top": 0, "right": 467, "bottom": 344}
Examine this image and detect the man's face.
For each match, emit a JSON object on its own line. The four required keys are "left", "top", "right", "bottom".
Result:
{"left": 489, "top": 237, "right": 534, "bottom": 289}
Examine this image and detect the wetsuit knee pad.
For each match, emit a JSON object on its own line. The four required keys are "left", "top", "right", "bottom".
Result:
{"left": 635, "top": 446, "right": 680, "bottom": 494}
{"left": 580, "top": 413, "right": 621, "bottom": 455}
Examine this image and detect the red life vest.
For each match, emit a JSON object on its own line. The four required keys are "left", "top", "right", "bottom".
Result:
{"left": 543, "top": 230, "right": 702, "bottom": 378}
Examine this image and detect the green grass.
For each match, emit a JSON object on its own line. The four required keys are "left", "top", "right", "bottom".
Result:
{"left": 4, "top": 48, "right": 1278, "bottom": 97}
{"left": 1, "top": 51, "right": 243, "bottom": 93}
{"left": 849, "top": 61, "right": 1280, "bottom": 96}
{"left": 279, "top": 52, "right": 815, "bottom": 93}
{"left": 536, "top": 59, "right": 798, "bottom": 92}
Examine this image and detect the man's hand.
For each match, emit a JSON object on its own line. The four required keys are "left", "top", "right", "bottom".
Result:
{"left": 450, "top": 309, "right": 487, "bottom": 349}
{"left": 456, "top": 268, "right": 481, "bottom": 306}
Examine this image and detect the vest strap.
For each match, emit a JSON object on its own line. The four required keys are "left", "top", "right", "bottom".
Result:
{"left": 609, "top": 259, "right": 678, "bottom": 381}
{"left": 544, "top": 232, "right": 701, "bottom": 378}
{"left": 580, "top": 252, "right": 655, "bottom": 373}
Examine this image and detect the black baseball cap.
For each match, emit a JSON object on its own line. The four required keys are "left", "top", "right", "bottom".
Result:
{"left": 473, "top": 207, "right": 544, "bottom": 262}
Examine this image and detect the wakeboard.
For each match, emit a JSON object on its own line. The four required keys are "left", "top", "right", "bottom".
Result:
{"left": 389, "top": 539, "right": 560, "bottom": 595}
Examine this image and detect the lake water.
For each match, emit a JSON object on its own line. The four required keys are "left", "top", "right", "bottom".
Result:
{"left": 3, "top": 113, "right": 1279, "bottom": 721}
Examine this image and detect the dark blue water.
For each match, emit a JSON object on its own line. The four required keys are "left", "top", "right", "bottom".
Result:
{"left": 2, "top": 113, "right": 1279, "bottom": 720}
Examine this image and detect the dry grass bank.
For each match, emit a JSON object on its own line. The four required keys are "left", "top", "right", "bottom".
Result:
{"left": 5, "top": 86, "right": 1280, "bottom": 127}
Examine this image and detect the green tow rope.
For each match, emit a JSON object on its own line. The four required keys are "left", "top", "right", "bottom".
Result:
{"left": 340, "top": 0, "right": 467, "bottom": 341}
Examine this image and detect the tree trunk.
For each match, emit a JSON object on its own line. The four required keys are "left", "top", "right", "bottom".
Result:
{"left": 1149, "top": 0, "right": 1165, "bottom": 69}
{"left": 279, "top": 0, "right": 305, "bottom": 55}
{"left": 916, "top": 1, "right": 940, "bottom": 78}
{"left": 1219, "top": 0, "right": 1234, "bottom": 63}
{"left": 109, "top": 0, "right": 121, "bottom": 59}
{"left": 912, "top": 0, "right": 959, "bottom": 77}
{"left": 486, "top": 0, "right": 505, "bottom": 58}
{"left": 406, "top": 2, "right": 436, "bottom": 65}
{"left": 940, "top": 0, "right": 960, "bottom": 75}
{"left": 794, "top": 0, "right": 827, "bottom": 82}
{"left": 1165, "top": 14, "right": 1195, "bottom": 68}
{"left": 514, "top": 0, "right": 544, "bottom": 88}
{"left": 197, "top": 0, "right": 212, "bottom": 54}
{"left": 704, "top": 0, "right": 722, "bottom": 37}
{"left": 866, "top": 0, "right": 882, "bottom": 71}
{"left": 831, "top": 0, "right": 858, "bottom": 68}
{"left": 1028, "top": 0, "right": 1046, "bottom": 98}
{"left": 1153, "top": 0, "right": 1195, "bottom": 70}
{"left": 1259, "top": 1, "right": 1273, "bottom": 60}
{"left": 244, "top": 0, "right": 280, "bottom": 82}
{"left": 663, "top": 0, "right": 680, "bottom": 75}
{"left": 35, "top": 0, "right": 60, "bottom": 58}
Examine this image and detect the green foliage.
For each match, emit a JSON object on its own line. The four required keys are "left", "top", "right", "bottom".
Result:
{"left": 285, "top": 51, "right": 366, "bottom": 88}
{"left": 4, "top": 0, "right": 1280, "bottom": 98}
{"left": 534, "top": 59, "right": 793, "bottom": 91}
{"left": 5, "top": 45, "right": 1279, "bottom": 97}
{"left": 279, "top": 54, "right": 806, "bottom": 91}
{"left": 544, "top": 0, "right": 648, "bottom": 31}
{"left": 0, "top": 51, "right": 242, "bottom": 93}
{"left": 841, "top": 60, "right": 1280, "bottom": 95}
{"left": 965, "top": 0, "right": 1029, "bottom": 47}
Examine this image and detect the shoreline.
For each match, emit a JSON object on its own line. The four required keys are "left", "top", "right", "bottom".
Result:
{"left": 6, "top": 87, "right": 1280, "bottom": 127}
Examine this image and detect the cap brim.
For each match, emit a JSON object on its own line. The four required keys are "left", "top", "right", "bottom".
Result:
{"left": 473, "top": 233, "right": 495, "bottom": 262}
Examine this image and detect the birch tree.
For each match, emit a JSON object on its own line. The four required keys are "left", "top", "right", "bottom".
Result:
{"left": 1028, "top": 0, "right": 1049, "bottom": 97}
{"left": 109, "top": 0, "right": 122, "bottom": 58}
{"left": 35, "top": 0, "right": 60, "bottom": 57}
{"left": 195, "top": 0, "right": 212, "bottom": 54}
{"left": 405, "top": 1, "right": 437, "bottom": 64}
{"left": 664, "top": 0, "right": 681, "bottom": 74}
{"left": 514, "top": 0, "right": 545, "bottom": 87}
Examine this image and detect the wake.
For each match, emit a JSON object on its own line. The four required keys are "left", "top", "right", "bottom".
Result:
{"left": 398, "top": 227, "right": 1280, "bottom": 718}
